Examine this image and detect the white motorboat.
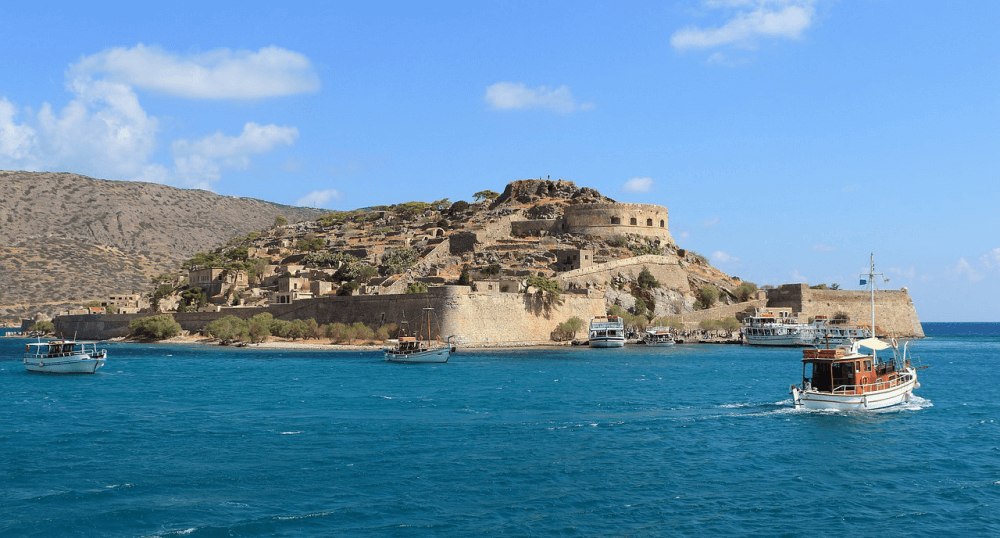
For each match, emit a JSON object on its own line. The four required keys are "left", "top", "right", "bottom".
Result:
{"left": 384, "top": 307, "right": 454, "bottom": 363}
{"left": 23, "top": 339, "right": 107, "bottom": 374}
{"left": 742, "top": 312, "right": 815, "bottom": 346}
{"left": 589, "top": 315, "right": 625, "bottom": 348}
{"left": 789, "top": 255, "right": 923, "bottom": 410}
{"left": 643, "top": 326, "right": 675, "bottom": 346}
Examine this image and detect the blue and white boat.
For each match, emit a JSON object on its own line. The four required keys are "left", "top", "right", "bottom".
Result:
{"left": 588, "top": 315, "right": 625, "bottom": 348}
{"left": 23, "top": 339, "right": 107, "bottom": 374}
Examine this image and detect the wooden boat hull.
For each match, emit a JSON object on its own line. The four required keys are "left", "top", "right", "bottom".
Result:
{"left": 791, "top": 369, "right": 918, "bottom": 410}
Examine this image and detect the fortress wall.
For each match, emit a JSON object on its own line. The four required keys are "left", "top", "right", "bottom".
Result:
{"left": 557, "top": 255, "right": 689, "bottom": 292}
{"left": 440, "top": 291, "right": 606, "bottom": 346}
{"left": 54, "top": 286, "right": 607, "bottom": 345}
{"left": 766, "top": 284, "right": 925, "bottom": 338}
{"left": 510, "top": 219, "right": 561, "bottom": 237}
{"left": 677, "top": 299, "right": 768, "bottom": 327}
{"left": 563, "top": 203, "right": 672, "bottom": 243}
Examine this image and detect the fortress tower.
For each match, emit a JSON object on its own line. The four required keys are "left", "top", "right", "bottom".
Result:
{"left": 562, "top": 203, "right": 672, "bottom": 244}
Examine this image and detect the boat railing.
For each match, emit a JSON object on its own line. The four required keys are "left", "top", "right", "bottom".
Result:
{"left": 831, "top": 371, "right": 915, "bottom": 395}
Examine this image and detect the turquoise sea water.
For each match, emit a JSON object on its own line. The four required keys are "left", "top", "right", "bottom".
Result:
{"left": 2, "top": 325, "right": 998, "bottom": 537}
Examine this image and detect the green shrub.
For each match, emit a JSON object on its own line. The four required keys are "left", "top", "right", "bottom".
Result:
{"left": 29, "top": 320, "right": 55, "bottom": 334}
{"left": 406, "top": 282, "right": 428, "bottom": 294}
{"left": 203, "top": 315, "right": 249, "bottom": 345}
{"left": 637, "top": 267, "right": 660, "bottom": 289}
{"left": 129, "top": 315, "right": 181, "bottom": 340}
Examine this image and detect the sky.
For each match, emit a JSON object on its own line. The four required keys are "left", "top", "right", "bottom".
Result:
{"left": 1, "top": 1, "right": 998, "bottom": 321}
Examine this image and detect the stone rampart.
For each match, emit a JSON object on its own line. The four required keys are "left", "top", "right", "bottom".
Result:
{"left": 53, "top": 286, "right": 607, "bottom": 346}
{"left": 677, "top": 299, "right": 767, "bottom": 327}
{"left": 557, "top": 255, "right": 689, "bottom": 292}
{"left": 766, "top": 284, "right": 924, "bottom": 337}
{"left": 563, "top": 203, "right": 672, "bottom": 243}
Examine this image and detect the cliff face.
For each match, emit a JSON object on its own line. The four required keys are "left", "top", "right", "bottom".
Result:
{"left": 0, "top": 171, "right": 326, "bottom": 319}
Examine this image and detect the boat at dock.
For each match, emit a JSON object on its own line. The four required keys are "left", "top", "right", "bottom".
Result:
{"left": 643, "top": 326, "right": 675, "bottom": 346}
{"left": 384, "top": 307, "right": 454, "bottom": 363}
{"left": 789, "top": 255, "right": 922, "bottom": 410}
{"left": 23, "top": 339, "right": 107, "bottom": 374}
{"left": 588, "top": 315, "right": 625, "bottom": 348}
{"left": 743, "top": 311, "right": 870, "bottom": 347}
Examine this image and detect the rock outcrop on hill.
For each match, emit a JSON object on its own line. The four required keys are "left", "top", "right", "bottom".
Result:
{"left": 0, "top": 171, "right": 326, "bottom": 320}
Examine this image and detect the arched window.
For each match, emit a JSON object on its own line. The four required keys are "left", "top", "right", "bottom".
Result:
{"left": 646, "top": 218, "right": 653, "bottom": 226}
{"left": 660, "top": 220, "right": 665, "bottom": 227}
{"left": 610, "top": 217, "right": 621, "bottom": 224}
{"left": 630, "top": 217, "right": 637, "bottom": 225}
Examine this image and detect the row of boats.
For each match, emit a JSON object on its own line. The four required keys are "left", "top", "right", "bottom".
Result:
{"left": 19, "top": 256, "right": 924, "bottom": 412}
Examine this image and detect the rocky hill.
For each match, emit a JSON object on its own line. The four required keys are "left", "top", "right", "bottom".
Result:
{"left": 0, "top": 171, "right": 326, "bottom": 321}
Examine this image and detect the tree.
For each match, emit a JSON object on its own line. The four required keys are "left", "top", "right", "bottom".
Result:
{"left": 457, "top": 265, "right": 472, "bottom": 286}
{"left": 181, "top": 287, "right": 208, "bottom": 309}
{"left": 697, "top": 286, "right": 718, "bottom": 309}
{"left": 225, "top": 246, "right": 249, "bottom": 261}
{"left": 296, "top": 235, "right": 325, "bottom": 252}
{"left": 449, "top": 200, "right": 470, "bottom": 215}
{"left": 184, "top": 251, "right": 225, "bottom": 270}
{"left": 481, "top": 263, "right": 501, "bottom": 277}
{"left": 553, "top": 316, "right": 584, "bottom": 341}
{"left": 406, "top": 281, "right": 428, "bottom": 294}
{"left": 337, "top": 281, "right": 359, "bottom": 296}
{"left": 637, "top": 267, "right": 660, "bottom": 290}
{"left": 379, "top": 248, "right": 418, "bottom": 275}
{"left": 473, "top": 190, "right": 500, "bottom": 201}
{"left": 151, "top": 284, "right": 175, "bottom": 312}
{"left": 734, "top": 282, "right": 759, "bottom": 302}
{"left": 204, "top": 316, "right": 249, "bottom": 345}
{"left": 29, "top": 320, "right": 55, "bottom": 334}
{"left": 129, "top": 315, "right": 181, "bottom": 340}
{"left": 247, "top": 312, "right": 274, "bottom": 343}
{"left": 524, "top": 275, "right": 562, "bottom": 299}
{"left": 273, "top": 216, "right": 288, "bottom": 227}
{"left": 830, "top": 283, "right": 841, "bottom": 290}
{"left": 350, "top": 264, "right": 379, "bottom": 283}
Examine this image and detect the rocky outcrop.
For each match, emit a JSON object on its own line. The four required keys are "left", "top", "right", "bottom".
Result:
{"left": 491, "top": 179, "right": 614, "bottom": 207}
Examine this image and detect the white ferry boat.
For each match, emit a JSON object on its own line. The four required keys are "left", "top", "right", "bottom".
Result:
{"left": 23, "top": 339, "right": 107, "bottom": 374}
{"left": 589, "top": 315, "right": 625, "bottom": 348}
{"left": 810, "top": 316, "right": 871, "bottom": 346}
{"left": 789, "top": 255, "right": 923, "bottom": 410}
{"left": 643, "top": 326, "right": 675, "bottom": 346}
{"left": 742, "top": 312, "right": 815, "bottom": 346}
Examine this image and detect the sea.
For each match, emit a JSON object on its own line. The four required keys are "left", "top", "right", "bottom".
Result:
{"left": 1, "top": 323, "right": 997, "bottom": 537}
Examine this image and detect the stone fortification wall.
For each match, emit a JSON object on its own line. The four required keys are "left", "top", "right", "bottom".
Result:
{"left": 510, "top": 219, "right": 561, "bottom": 237}
{"left": 557, "top": 255, "right": 688, "bottom": 292}
{"left": 677, "top": 299, "right": 767, "bottom": 327}
{"left": 54, "top": 286, "right": 607, "bottom": 346}
{"left": 766, "top": 284, "right": 924, "bottom": 338}
{"left": 563, "top": 203, "right": 672, "bottom": 243}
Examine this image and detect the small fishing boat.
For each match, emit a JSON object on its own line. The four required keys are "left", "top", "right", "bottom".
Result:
{"left": 588, "top": 315, "right": 625, "bottom": 348}
{"left": 789, "top": 255, "right": 923, "bottom": 410}
{"left": 643, "top": 326, "right": 675, "bottom": 346}
{"left": 23, "top": 339, "right": 107, "bottom": 374}
{"left": 384, "top": 307, "right": 454, "bottom": 363}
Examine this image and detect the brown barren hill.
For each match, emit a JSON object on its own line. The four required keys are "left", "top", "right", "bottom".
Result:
{"left": 0, "top": 171, "right": 326, "bottom": 319}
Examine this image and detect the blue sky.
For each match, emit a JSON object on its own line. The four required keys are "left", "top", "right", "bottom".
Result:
{"left": 1, "top": 1, "right": 998, "bottom": 321}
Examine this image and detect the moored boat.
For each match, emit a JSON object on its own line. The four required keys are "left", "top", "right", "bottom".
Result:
{"left": 23, "top": 339, "right": 107, "bottom": 374}
{"left": 742, "top": 311, "right": 815, "bottom": 346}
{"left": 589, "top": 315, "right": 625, "bottom": 348}
{"left": 643, "top": 326, "right": 675, "bottom": 346}
{"left": 789, "top": 255, "right": 923, "bottom": 410}
{"left": 384, "top": 307, "right": 454, "bottom": 363}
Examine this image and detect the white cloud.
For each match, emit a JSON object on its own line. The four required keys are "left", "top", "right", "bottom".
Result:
{"left": 711, "top": 251, "right": 739, "bottom": 264}
{"left": 296, "top": 189, "right": 342, "bottom": 208}
{"left": 702, "top": 216, "right": 720, "bottom": 226}
{"left": 0, "top": 45, "right": 307, "bottom": 190}
{"left": 981, "top": 248, "right": 1000, "bottom": 270}
{"left": 69, "top": 44, "right": 320, "bottom": 100}
{"left": 485, "top": 82, "right": 591, "bottom": 113}
{"left": 671, "top": 1, "right": 815, "bottom": 50}
{"left": 171, "top": 122, "right": 299, "bottom": 189}
{"left": 621, "top": 177, "right": 654, "bottom": 193}
{"left": 812, "top": 243, "right": 835, "bottom": 252}
{"left": 789, "top": 269, "right": 808, "bottom": 282}
{"left": 1, "top": 79, "right": 160, "bottom": 179}
{"left": 951, "top": 257, "right": 982, "bottom": 282}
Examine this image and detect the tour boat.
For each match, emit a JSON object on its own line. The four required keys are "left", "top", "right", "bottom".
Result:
{"left": 742, "top": 311, "right": 815, "bottom": 346}
{"left": 789, "top": 255, "right": 922, "bottom": 410}
{"left": 23, "top": 339, "right": 107, "bottom": 374}
{"left": 743, "top": 311, "right": 870, "bottom": 347}
{"left": 384, "top": 307, "right": 454, "bottom": 363}
{"left": 643, "top": 326, "right": 675, "bottom": 346}
{"left": 588, "top": 315, "right": 625, "bottom": 348}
